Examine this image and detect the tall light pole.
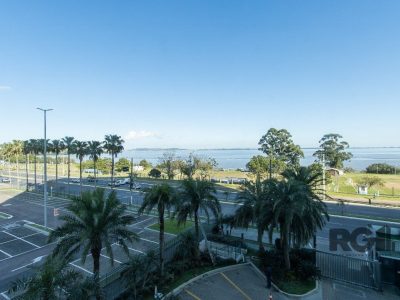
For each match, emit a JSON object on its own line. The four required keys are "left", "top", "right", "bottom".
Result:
{"left": 37, "top": 108, "right": 53, "bottom": 228}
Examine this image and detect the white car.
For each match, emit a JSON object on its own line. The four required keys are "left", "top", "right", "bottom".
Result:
{"left": 71, "top": 178, "right": 80, "bottom": 183}
{"left": 1, "top": 178, "right": 10, "bottom": 183}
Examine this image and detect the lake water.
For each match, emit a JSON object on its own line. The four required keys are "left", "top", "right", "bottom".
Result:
{"left": 121, "top": 148, "right": 400, "bottom": 171}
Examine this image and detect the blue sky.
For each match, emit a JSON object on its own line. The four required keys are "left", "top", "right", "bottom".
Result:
{"left": 1, "top": 1, "right": 399, "bottom": 149}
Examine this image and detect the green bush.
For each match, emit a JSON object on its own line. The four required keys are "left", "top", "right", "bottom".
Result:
{"left": 148, "top": 168, "right": 162, "bottom": 178}
{"left": 366, "top": 163, "right": 397, "bottom": 174}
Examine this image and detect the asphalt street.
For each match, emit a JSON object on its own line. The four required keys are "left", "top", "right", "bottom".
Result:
{"left": 1, "top": 174, "right": 400, "bottom": 298}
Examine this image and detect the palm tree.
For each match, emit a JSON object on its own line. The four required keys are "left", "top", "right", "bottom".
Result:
{"left": 49, "top": 139, "right": 65, "bottom": 189}
{"left": 8, "top": 255, "right": 81, "bottom": 300}
{"left": 48, "top": 188, "right": 138, "bottom": 280}
{"left": 23, "top": 140, "right": 31, "bottom": 191}
{"left": 122, "top": 251, "right": 157, "bottom": 300}
{"left": 272, "top": 166, "right": 329, "bottom": 269}
{"left": 87, "top": 141, "right": 103, "bottom": 188}
{"left": 139, "top": 184, "right": 176, "bottom": 275}
{"left": 62, "top": 136, "right": 75, "bottom": 191}
{"left": 9, "top": 140, "right": 23, "bottom": 188}
{"left": 29, "top": 139, "right": 41, "bottom": 190}
{"left": 103, "top": 134, "right": 124, "bottom": 186}
{"left": 174, "top": 179, "right": 221, "bottom": 241}
{"left": 72, "top": 140, "right": 88, "bottom": 193}
{"left": 234, "top": 177, "right": 275, "bottom": 251}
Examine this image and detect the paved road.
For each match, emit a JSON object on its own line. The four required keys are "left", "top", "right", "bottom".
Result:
{"left": 3, "top": 172, "right": 400, "bottom": 219}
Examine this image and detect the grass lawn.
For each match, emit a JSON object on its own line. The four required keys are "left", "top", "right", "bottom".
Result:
{"left": 0, "top": 212, "right": 12, "bottom": 219}
{"left": 165, "top": 265, "right": 216, "bottom": 291}
{"left": 327, "top": 172, "right": 400, "bottom": 199}
{"left": 148, "top": 219, "right": 194, "bottom": 235}
{"left": 274, "top": 279, "right": 316, "bottom": 295}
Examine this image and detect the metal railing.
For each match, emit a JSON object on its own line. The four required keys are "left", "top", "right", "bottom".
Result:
{"left": 316, "top": 250, "right": 381, "bottom": 290}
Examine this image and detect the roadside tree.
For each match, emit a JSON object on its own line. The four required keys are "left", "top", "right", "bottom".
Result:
{"left": 313, "top": 133, "right": 352, "bottom": 169}
{"left": 48, "top": 189, "right": 138, "bottom": 281}
{"left": 258, "top": 128, "right": 304, "bottom": 177}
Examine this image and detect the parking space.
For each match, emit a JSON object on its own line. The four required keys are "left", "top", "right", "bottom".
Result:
{"left": 0, "top": 189, "right": 174, "bottom": 299}
{"left": 177, "top": 264, "right": 280, "bottom": 300}
{"left": 0, "top": 224, "right": 48, "bottom": 261}
{"left": 67, "top": 218, "right": 162, "bottom": 277}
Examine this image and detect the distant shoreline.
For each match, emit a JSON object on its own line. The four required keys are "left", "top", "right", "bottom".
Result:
{"left": 127, "top": 146, "right": 400, "bottom": 151}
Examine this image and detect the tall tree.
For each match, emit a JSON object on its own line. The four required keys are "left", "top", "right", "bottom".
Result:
{"left": 49, "top": 139, "right": 65, "bottom": 189}
{"left": 234, "top": 178, "right": 275, "bottom": 251}
{"left": 23, "top": 140, "right": 31, "bottom": 191}
{"left": 9, "top": 140, "right": 23, "bottom": 188}
{"left": 73, "top": 140, "right": 88, "bottom": 193}
{"left": 258, "top": 128, "right": 304, "bottom": 177}
{"left": 272, "top": 167, "right": 329, "bottom": 269}
{"left": 29, "top": 139, "right": 42, "bottom": 190}
{"left": 174, "top": 179, "right": 221, "bottom": 241}
{"left": 87, "top": 141, "right": 103, "bottom": 188}
{"left": 313, "top": 133, "right": 352, "bottom": 169}
{"left": 139, "top": 184, "right": 176, "bottom": 275}
{"left": 158, "top": 152, "right": 178, "bottom": 180}
{"left": 48, "top": 189, "right": 138, "bottom": 281}
{"left": 62, "top": 136, "right": 75, "bottom": 191}
{"left": 8, "top": 255, "right": 82, "bottom": 300}
{"left": 246, "top": 155, "right": 270, "bottom": 178}
{"left": 104, "top": 134, "right": 124, "bottom": 186}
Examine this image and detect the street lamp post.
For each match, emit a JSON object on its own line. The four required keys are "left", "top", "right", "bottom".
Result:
{"left": 37, "top": 108, "right": 53, "bottom": 228}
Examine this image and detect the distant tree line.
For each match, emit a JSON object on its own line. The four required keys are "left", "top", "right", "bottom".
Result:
{"left": 366, "top": 163, "right": 400, "bottom": 174}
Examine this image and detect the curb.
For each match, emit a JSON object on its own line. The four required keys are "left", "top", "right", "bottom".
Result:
{"left": 23, "top": 220, "right": 52, "bottom": 236}
{"left": 249, "top": 261, "right": 319, "bottom": 298}
{"left": 165, "top": 262, "right": 249, "bottom": 298}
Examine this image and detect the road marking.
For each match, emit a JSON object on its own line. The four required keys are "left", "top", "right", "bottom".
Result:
{"left": 185, "top": 289, "right": 202, "bottom": 300}
{"left": 0, "top": 292, "right": 10, "bottom": 300}
{"left": 220, "top": 272, "right": 252, "bottom": 300}
{"left": 0, "top": 232, "right": 41, "bottom": 245}
{"left": 70, "top": 262, "right": 94, "bottom": 275}
{"left": 139, "top": 237, "right": 158, "bottom": 244}
{"left": 145, "top": 227, "right": 177, "bottom": 236}
{"left": 0, "top": 249, "right": 12, "bottom": 258}
{"left": 100, "top": 254, "right": 122, "bottom": 264}
{"left": 2, "top": 231, "right": 40, "bottom": 248}
{"left": 132, "top": 217, "right": 154, "bottom": 227}
{"left": 11, "top": 255, "right": 46, "bottom": 272}
{"left": 129, "top": 247, "right": 144, "bottom": 254}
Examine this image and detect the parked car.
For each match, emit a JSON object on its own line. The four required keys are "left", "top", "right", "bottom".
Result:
{"left": 71, "top": 178, "right": 80, "bottom": 183}
{"left": 108, "top": 180, "right": 124, "bottom": 187}
{"left": 87, "top": 176, "right": 96, "bottom": 182}
{"left": 1, "top": 178, "right": 10, "bottom": 183}
{"left": 131, "top": 182, "right": 141, "bottom": 190}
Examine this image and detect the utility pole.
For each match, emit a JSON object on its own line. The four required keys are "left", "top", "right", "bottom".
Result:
{"left": 37, "top": 108, "right": 53, "bottom": 228}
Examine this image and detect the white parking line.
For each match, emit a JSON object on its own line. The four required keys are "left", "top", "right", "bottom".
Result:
{"left": 70, "top": 262, "right": 93, "bottom": 275}
{"left": 100, "top": 254, "right": 122, "bottom": 264}
{"left": 129, "top": 248, "right": 144, "bottom": 254}
{"left": 0, "top": 249, "right": 12, "bottom": 258}
{"left": 132, "top": 217, "right": 155, "bottom": 227}
{"left": 0, "top": 292, "right": 10, "bottom": 300}
{"left": 0, "top": 232, "right": 40, "bottom": 245}
{"left": 139, "top": 237, "right": 158, "bottom": 245}
{"left": 2, "top": 231, "right": 40, "bottom": 248}
{"left": 145, "top": 227, "right": 176, "bottom": 236}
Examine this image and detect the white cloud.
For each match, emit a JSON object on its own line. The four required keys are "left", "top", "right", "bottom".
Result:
{"left": 0, "top": 86, "right": 11, "bottom": 91}
{"left": 125, "top": 130, "right": 161, "bottom": 141}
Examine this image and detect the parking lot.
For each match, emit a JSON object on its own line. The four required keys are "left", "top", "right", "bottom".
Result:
{"left": 0, "top": 189, "right": 168, "bottom": 299}
{"left": 176, "top": 263, "right": 282, "bottom": 300}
